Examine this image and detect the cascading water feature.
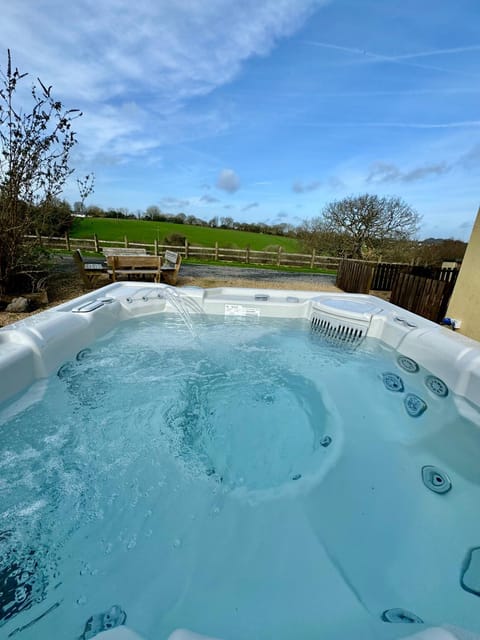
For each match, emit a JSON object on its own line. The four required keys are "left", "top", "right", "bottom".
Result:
{"left": 161, "top": 286, "right": 206, "bottom": 338}
{"left": 125, "top": 285, "right": 205, "bottom": 338}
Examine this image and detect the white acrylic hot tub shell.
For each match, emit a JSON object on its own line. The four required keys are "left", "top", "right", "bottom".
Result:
{"left": 1, "top": 282, "right": 479, "bottom": 409}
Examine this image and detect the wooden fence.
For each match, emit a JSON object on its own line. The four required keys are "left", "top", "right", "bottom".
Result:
{"left": 409, "top": 265, "right": 459, "bottom": 284}
{"left": 337, "top": 259, "right": 411, "bottom": 292}
{"left": 337, "top": 259, "right": 459, "bottom": 323}
{"left": 336, "top": 260, "right": 375, "bottom": 294}
{"left": 25, "top": 234, "right": 341, "bottom": 271}
{"left": 338, "top": 260, "right": 459, "bottom": 291}
{"left": 371, "top": 262, "right": 408, "bottom": 291}
{"left": 390, "top": 273, "right": 455, "bottom": 323}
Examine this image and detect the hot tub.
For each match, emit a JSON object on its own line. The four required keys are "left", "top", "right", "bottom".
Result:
{"left": 0, "top": 283, "right": 479, "bottom": 640}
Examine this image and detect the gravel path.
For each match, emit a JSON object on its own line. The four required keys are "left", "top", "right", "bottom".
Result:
{"left": 180, "top": 263, "right": 336, "bottom": 286}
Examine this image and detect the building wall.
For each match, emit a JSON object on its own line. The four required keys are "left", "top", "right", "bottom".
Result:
{"left": 447, "top": 208, "right": 480, "bottom": 342}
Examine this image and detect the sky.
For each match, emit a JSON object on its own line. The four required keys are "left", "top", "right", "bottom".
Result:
{"left": 1, "top": 0, "right": 479, "bottom": 240}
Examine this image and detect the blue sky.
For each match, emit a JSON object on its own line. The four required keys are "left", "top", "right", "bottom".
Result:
{"left": 2, "top": 0, "right": 479, "bottom": 239}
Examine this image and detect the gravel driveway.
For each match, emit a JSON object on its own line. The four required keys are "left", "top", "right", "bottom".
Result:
{"left": 180, "top": 263, "right": 337, "bottom": 286}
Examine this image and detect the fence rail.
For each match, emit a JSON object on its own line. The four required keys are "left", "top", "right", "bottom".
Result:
{"left": 25, "top": 234, "right": 341, "bottom": 271}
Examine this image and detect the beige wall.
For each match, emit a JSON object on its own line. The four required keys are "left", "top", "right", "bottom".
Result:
{"left": 447, "top": 208, "right": 480, "bottom": 341}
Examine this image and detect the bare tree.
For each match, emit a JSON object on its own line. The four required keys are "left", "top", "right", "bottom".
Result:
{"left": 310, "top": 194, "right": 420, "bottom": 259}
{"left": 0, "top": 50, "right": 81, "bottom": 293}
{"left": 76, "top": 173, "right": 95, "bottom": 215}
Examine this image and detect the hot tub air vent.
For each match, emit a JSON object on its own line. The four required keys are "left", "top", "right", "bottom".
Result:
{"left": 309, "top": 297, "right": 382, "bottom": 346}
{"left": 310, "top": 314, "right": 365, "bottom": 344}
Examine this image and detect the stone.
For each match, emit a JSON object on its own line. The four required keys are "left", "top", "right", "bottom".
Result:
{"left": 5, "top": 297, "right": 29, "bottom": 313}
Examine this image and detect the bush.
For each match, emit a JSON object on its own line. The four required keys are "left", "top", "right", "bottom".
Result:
{"left": 164, "top": 233, "right": 186, "bottom": 246}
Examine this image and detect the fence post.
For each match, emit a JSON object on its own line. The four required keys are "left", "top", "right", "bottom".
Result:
{"left": 184, "top": 239, "right": 189, "bottom": 259}
{"left": 310, "top": 248, "right": 316, "bottom": 269}
{"left": 214, "top": 242, "right": 218, "bottom": 261}
{"left": 154, "top": 239, "right": 159, "bottom": 256}
{"left": 124, "top": 235, "right": 128, "bottom": 248}
{"left": 246, "top": 246, "right": 250, "bottom": 264}
{"left": 93, "top": 233, "right": 99, "bottom": 253}
{"left": 65, "top": 231, "right": 70, "bottom": 251}
{"left": 277, "top": 246, "right": 282, "bottom": 266}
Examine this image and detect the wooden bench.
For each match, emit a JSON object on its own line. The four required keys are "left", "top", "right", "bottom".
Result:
{"left": 107, "top": 255, "right": 163, "bottom": 283}
{"left": 103, "top": 247, "right": 147, "bottom": 257}
{"left": 73, "top": 249, "right": 108, "bottom": 288}
{"left": 161, "top": 250, "right": 182, "bottom": 285}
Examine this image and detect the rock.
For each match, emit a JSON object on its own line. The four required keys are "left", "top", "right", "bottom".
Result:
{"left": 5, "top": 297, "right": 29, "bottom": 313}
{"left": 24, "top": 290, "right": 48, "bottom": 306}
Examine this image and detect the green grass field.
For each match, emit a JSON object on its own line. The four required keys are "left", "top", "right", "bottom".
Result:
{"left": 71, "top": 217, "right": 300, "bottom": 252}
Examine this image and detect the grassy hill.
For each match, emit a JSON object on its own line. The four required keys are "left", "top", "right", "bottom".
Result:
{"left": 70, "top": 217, "right": 300, "bottom": 252}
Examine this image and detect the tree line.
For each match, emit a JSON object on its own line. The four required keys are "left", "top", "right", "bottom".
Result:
{"left": 74, "top": 203, "right": 295, "bottom": 238}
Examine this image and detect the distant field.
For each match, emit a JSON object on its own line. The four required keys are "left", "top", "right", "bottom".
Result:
{"left": 70, "top": 218, "right": 301, "bottom": 252}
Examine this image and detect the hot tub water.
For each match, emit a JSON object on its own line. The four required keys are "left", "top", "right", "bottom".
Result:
{"left": 0, "top": 313, "right": 479, "bottom": 639}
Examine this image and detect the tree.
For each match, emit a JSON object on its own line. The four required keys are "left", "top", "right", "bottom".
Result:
{"left": 220, "top": 216, "right": 234, "bottom": 229}
{"left": 85, "top": 205, "right": 104, "bottom": 217}
{"left": 415, "top": 238, "right": 467, "bottom": 266}
{"left": 310, "top": 194, "right": 420, "bottom": 259}
{"left": 297, "top": 219, "right": 350, "bottom": 257}
{"left": 76, "top": 173, "right": 95, "bottom": 215}
{"left": 0, "top": 50, "right": 81, "bottom": 293}
{"left": 31, "top": 198, "right": 73, "bottom": 237}
{"left": 145, "top": 205, "right": 162, "bottom": 220}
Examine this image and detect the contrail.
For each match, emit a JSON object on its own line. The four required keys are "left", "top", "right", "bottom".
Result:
{"left": 299, "top": 121, "right": 480, "bottom": 129}
{"left": 393, "top": 45, "right": 480, "bottom": 60}
{"left": 304, "top": 40, "right": 480, "bottom": 79}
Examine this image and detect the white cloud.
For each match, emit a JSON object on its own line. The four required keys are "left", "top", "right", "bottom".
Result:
{"left": 217, "top": 169, "right": 240, "bottom": 193}
{"left": 161, "top": 196, "right": 190, "bottom": 209}
{"left": 200, "top": 194, "right": 220, "bottom": 204}
{"left": 2, "top": 1, "right": 322, "bottom": 163}
{"left": 292, "top": 179, "right": 321, "bottom": 193}
{"left": 367, "top": 161, "right": 450, "bottom": 183}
